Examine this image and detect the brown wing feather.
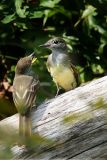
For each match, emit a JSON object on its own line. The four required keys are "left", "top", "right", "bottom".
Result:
{"left": 13, "top": 75, "right": 39, "bottom": 115}
{"left": 70, "top": 63, "right": 80, "bottom": 86}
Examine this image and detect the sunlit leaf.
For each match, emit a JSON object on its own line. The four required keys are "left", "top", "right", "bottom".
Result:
{"left": 43, "top": 26, "right": 55, "bottom": 31}
{"left": 29, "top": 11, "right": 44, "bottom": 18}
{"left": 75, "top": 5, "right": 97, "bottom": 27}
{"left": 43, "top": 9, "right": 57, "bottom": 25}
{"left": 0, "top": 4, "right": 6, "bottom": 10}
{"left": 15, "top": 0, "right": 28, "bottom": 18}
{"left": 98, "top": 43, "right": 106, "bottom": 54}
{"left": 15, "top": 22, "right": 28, "bottom": 29}
{"left": 1, "top": 14, "right": 16, "bottom": 24}
{"left": 91, "top": 64, "right": 104, "bottom": 74}
{"left": 82, "top": 5, "right": 96, "bottom": 19}
{"left": 57, "top": 6, "right": 71, "bottom": 18}
{"left": 40, "top": 0, "right": 61, "bottom": 8}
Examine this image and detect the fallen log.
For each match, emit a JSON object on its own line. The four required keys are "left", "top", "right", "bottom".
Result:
{"left": 0, "top": 76, "right": 107, "bottom": 159}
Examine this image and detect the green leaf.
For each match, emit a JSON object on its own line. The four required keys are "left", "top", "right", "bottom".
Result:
{"left": 15, "top": 22, "right": 28, "bottom": 29}
{"left": 40, "top": 0, "right": 61, "bottom": 8}
{"left": 82, "top": 5, "right": 96, "bottom": 19}
{"left": 42, "top": 6, "right": 71, "bottom": 25}
{"left": 0, "top": 4, "right": 6, "bottom": 10}
{"left": 29, "top": 11, "right": 44, "bottom": 18}
{"left": 56, "top": 5, "right": 71, "bottom": 18}
{"left": 98, "top": 43, "right": 106, "bottom": 54}
{"left": 1, "top": 14, "right": 16, "bottom": 24}
{"left": 88, "top": 15, "right": 107, "bottom": 37}
{"left": 75, "top": 5, "right": 97, "bottom": 27}
{"left": 91, "top": 64, "right": 104, "bottom": 74}
{"left": 43, "top": 9, "right": 57, "bottom": 25}
{"left": 15, "top": 0, "right": 28, "bottom": 18}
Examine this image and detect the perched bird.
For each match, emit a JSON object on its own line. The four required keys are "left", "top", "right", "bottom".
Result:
{"left": 13, "top": 53, "right": 39, "bottom": 138}
{"left": 40, "top": 37, "right": 80, "bottom": 95}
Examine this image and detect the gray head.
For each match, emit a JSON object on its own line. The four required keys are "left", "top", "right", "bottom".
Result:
{"left": 40, "top": 37, "right": 67, "bottom": 52}
{"left": 15, "top": 53, "right": 36, "bottom": 75}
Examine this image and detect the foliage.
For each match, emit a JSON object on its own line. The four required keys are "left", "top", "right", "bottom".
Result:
{"left": 0, "top": 126, "right": 54, "bottom": 159}
{"left": 0, "top": 0, "right": 107, "bottom": 117}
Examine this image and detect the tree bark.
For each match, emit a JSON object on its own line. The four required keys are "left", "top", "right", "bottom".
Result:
{"left": 0, "top": 76, "right": 107, "bottom": 159}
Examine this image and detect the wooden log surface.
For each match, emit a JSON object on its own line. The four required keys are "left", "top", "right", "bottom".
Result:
{"left": 1, "top": 76, "right": 107, "bottom": 159}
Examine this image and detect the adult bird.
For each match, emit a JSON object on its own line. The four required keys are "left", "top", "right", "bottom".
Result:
{"left": 13, "top": 53, "right": 39, "bottom": 138}
{"left": 40, "top": 37, "right": 80, "bottom": 95}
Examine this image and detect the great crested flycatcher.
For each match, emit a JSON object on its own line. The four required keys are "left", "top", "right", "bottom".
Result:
{"left": 40, "top": 37, "right": 80, "bottom": 95}
{"left": 13, "top": 53, "right": 39, "bottom": 138}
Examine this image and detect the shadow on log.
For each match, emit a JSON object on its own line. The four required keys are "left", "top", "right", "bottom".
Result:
{"left": 0, "top": 76, "right": 107, "bottom": 159}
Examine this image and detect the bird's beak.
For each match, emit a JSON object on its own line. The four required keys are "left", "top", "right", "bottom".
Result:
{"left": 39, "top": 43, "right": 50, "bottom": 48}
{"left": 28, "top": 52, "right": 37, "bottom": 64}
{"left": 29, "top": 52, "right": 36, "bottom": 58}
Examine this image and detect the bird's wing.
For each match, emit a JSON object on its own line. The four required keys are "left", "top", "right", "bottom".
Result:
{"left": 70, "top": 63, "right": 80, "bottom": 86}
{"left": 13, "top": 75, "right": 39, "bottom": 115}
{"left": 59, "top": 54, "right": 80, "bottom": 86}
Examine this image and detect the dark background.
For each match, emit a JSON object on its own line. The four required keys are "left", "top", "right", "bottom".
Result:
{"left": 0, "top": 0, "right": 107, "bottom": 120}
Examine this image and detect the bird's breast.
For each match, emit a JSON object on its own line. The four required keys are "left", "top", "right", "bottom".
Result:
{"left": 49, "top": 64, "right": 77, "bottom": 91}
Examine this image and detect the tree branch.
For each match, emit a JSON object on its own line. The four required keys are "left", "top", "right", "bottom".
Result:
{"left": 0, "top": 76, "right": 107, "bottom": 159}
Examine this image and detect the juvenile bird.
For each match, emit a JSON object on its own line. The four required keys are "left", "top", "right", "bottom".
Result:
{"left": 40, "top": 37, "right": 80, "bottom": 95}
{"left": 13, "top": 53, "right": 39, "bottom": 138}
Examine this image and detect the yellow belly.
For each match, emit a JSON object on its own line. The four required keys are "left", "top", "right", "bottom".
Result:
{"left": 49, "top": 65, "right": 76, "bottom": 91}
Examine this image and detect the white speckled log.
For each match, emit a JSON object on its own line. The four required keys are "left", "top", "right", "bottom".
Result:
{"left": 1, "top": 76, "right": 107, "bottom": 159}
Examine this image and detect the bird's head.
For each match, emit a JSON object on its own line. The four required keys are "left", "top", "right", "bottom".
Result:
{"left": 15, "top": 53, "right": 37, "bottom": 75}
{"left": 40, "top": 37, "right": 67, "bottom": 52}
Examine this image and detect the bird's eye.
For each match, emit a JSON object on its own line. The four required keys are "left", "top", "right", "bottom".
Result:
{"left": 53, "top": 40, "right": 59, "bottom": 44}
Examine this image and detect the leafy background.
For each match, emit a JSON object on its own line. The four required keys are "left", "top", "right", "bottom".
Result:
{"left": 0, "top": 0, "right": 107, "bottom": 120}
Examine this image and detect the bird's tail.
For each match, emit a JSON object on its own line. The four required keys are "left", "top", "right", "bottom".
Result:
{"left": 19, "top": 113, "right": 32, "bottom": 139}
